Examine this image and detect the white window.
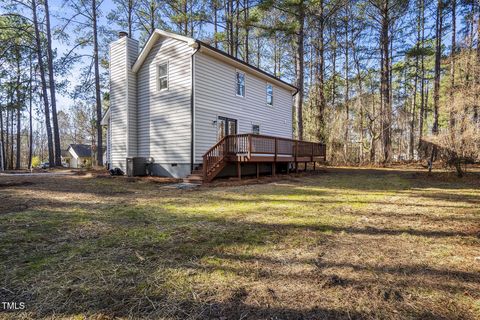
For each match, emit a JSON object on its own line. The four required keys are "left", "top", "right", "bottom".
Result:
{"left": 157, "top": 62, "right": 168, "bottom": 91}
{"left": 266, "top": 83, "right": 273, "bottom": 106}
{"left": 252, "top": 124, "right": 260, "bottom": 135}
{"left": 236, "top": 71, "right": 245, "bottom": 97}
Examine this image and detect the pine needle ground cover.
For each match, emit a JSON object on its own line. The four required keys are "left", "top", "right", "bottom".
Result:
{"left": 0, "top": 168, "right": 479, "bottom": 319}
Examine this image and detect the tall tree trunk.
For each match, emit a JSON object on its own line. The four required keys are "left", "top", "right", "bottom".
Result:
{"left": 409, "top": 70, "right": 418, "bottom": 160}
{"left": 0, "top": 86, "right": 5, "bottom": 170}
{"left": 228, "top": 0, "right": 234, "bottom": 55}
{"left": 317, "top": 1, "right": 326, "bottom": 142}
{"left": 477, "top": 0, "right": 480, "bottom": 63}
{"left": 331, "top": 25, "right": 337, "bottom": 107}
{"left": 183, "top": 0, "right": 188, "bottom": 35}
{"left": 410, "top": 0, "right": 421, "bottom": 160}
{"left": 235, "top": 0, "right": 240, "bottom": 58}
{"left": 189, "top": 0, "right": 194, "bottom": 36}
{"left": 353, "top": 50, "right": 365, "bottom": 163}
{"left": 409, "top": 65, "right": 417, "bottom": 160}
{"left": 343, "top": 4, "right": 350, "bottom": 161}
{"left": 273, "top": 32, "right": 277, "bottom": 76}
{"left": 449, "top": 0, "right": 456, "bottom": 130}
{"left": 5, "top": 107, "right": 9, "bottom": 169}
{"left": 32, "top": 0, "right": 54, "bottom": 166}
{"left": 15, "top": 49, "right": 21, "bottom": 170}
{"left": 433, "top": 0, "right": 442, "bottom": 135}
{"left": 10, "top": 110, "right": 14, "bottom": 169}
{"left": 128, "top": 0, "right": 133, "bottom": 36}
{"left": 44, "top": 0, "right": 62, "bottom": 166}
{"left": 256, "top": 34, "right": 261, "bottom": 68}
{"left": 309, "top": 38, "right": 314, "bottom": 90}
{"left": 28, "top": 58, "right": 33, "bottom": 169}
{"left": 149, "top": 1, "right": 155, "bottom": 34}
{"left": 295, "top": 1, "right": 305, "bottom": 140}
{"left": 244, "top": 0, "right": 249, "bottom": 63}
{"left": 213, "top": 1, "right": 218, "bottom": 48}
{"left": 380, "top": 0, "right": 391, "bottom": 163}
{"left": 92, "top": 0, "right": 103, "bottom": 166}
{"left": 418, "top": 0, "right": 425, "bottom": 144}
{"left": 15, "top": 108, "right": 20, "bottom": 169}
{"left": 475, "top": 0, "right": 480, "bottom": 124}
{"left": 430, "top": 0, "right": 443, "bottom": 172}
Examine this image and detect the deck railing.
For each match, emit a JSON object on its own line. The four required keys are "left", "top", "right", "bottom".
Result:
{"left": 203, "top": 134, "right": 326, "bottom": 180}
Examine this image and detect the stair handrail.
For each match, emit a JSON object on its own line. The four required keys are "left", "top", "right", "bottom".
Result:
{"left": 202, "top": 135, "right": 229, "bottom": 179}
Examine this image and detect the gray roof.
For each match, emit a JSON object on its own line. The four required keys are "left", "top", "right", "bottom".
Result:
{"left": 68, "top": 144, "right": 92, "bottom": 158}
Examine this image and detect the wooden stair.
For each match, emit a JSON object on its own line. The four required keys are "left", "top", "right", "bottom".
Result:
{"left": 201, "top": 134, "right": 327, "bottom": 182}
{"left": 202, "top": 136, "right": 230, "bottom": 183}
{"left": 204, "top": 159, "right": 227, "bottom": 182}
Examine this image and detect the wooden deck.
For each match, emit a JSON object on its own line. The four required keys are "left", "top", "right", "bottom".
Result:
{"left": 202, "top": 134, "right": 326, "bottom": 182}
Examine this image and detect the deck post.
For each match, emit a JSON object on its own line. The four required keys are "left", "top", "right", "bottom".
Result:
{"left": 274, "top": 137, "right": 278, "bottom": 161}
{"left": 294, "top": 140, "right": 298, "bottom": 173}
{"left": 313, "top": 161, "right": 316, "bottom": 171}
{"left": 237, "top": 162, "right": 241, "bottom": 180}
{"left": 294, "top": 140, "right": 298, "bottom": 162}
{"left": 311, "top": 143, "right": 314, "bottom": 163}
{"left": 248, "top": 134, "right": 252, "bottom": 159}
{"left": 256, "top": 163, "right": 259, "bottom": 179}
{"left": 305, "top": 162, "right": 307, "bottom": 172}
{"left": 274, "top": 138, "right": 277, "bottom": 176}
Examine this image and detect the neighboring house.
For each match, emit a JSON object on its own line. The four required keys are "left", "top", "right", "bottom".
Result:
{"left": 103, "top": 29, "right": 325, "bottom": 179}
{"left": 66, "top": 144, "right": 93, "bottom": 168}
{"left": 61, "top": 149, "right": 71, "bottom": 166}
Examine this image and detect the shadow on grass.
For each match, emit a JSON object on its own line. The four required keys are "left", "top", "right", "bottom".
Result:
{"left": 1, "top": 169, "right": 479, "bottom": 319}
{"left": 2, "top": 166, "right": 478, "bottom": 197}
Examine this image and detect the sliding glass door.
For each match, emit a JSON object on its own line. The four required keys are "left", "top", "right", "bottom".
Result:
{"left": 217, "top": 117, "right": 237, "bottom": 141}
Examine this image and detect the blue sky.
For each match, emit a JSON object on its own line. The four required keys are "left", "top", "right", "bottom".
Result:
{"left": 49, "top": 0, "right": 116, "bottom": 110}
{"left": 3, "top": 0, "right": 452, "bottom": 114}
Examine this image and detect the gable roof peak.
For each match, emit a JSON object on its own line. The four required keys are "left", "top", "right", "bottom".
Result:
{"left": 130, "top": 28, "right": 296, "bottom": 92}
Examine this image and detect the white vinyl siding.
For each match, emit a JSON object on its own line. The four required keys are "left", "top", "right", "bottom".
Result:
{"left": 137, "top": 37, "right": 192, "bottom": 164}
{"left": 109, "top": 37, "right": 138, "bottom": 170}
{"left": 107, "top": 116, "right": 112, "bottom": 165}
{"left": 194, "top": 51, "right": 293, "bottom": 163}
{"left": 127, "top": 38, "right": 138, "bottom": 157}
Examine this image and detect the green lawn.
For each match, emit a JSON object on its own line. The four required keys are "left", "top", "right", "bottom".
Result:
{"left": 0, "top": 168, "right": 479, "bottom": 319}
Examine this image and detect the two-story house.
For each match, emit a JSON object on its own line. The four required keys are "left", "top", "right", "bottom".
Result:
{"left": 102, "top": 29, "right": 325, "bottom": 181}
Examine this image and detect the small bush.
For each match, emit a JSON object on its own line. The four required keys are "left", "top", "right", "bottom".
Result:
{"left": 31, "top": 156, "right": 41, "bottom": 168}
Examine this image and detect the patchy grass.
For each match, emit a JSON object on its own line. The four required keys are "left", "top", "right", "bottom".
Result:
{"left": 0, "top": 168, "right": 479, "bottom": 319}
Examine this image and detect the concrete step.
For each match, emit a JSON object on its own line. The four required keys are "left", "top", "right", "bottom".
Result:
{"left": 183, "top": 174, "right": 204, "bottom": 184}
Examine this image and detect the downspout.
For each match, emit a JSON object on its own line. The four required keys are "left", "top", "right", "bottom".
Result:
{"left": 190, "top": 41, "right": 201, "bottom": 173}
